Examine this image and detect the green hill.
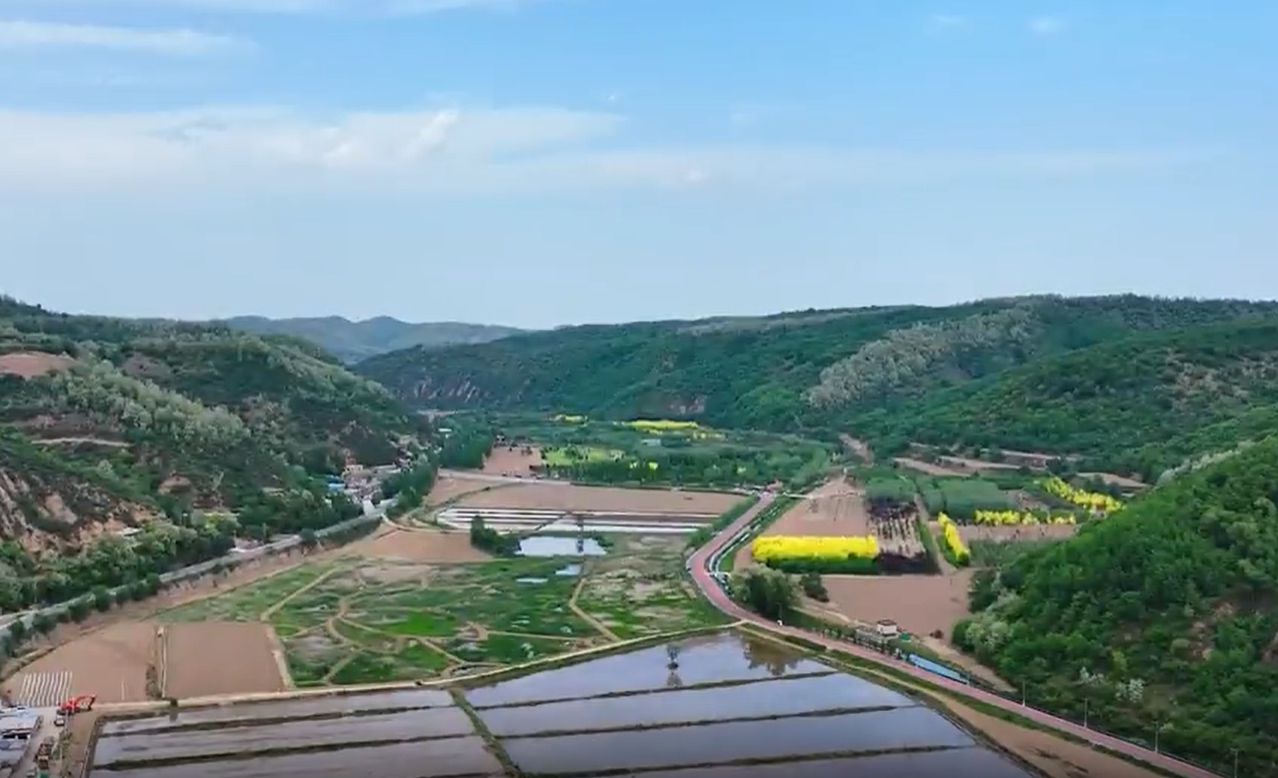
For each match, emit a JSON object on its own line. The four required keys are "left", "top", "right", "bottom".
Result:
{"left": 223, "top": 315, "right": 523, "bottom": 363}
{"left": 356, "top": 295, "right": 1278, "bottom": 451}
{"left": 956, "top": 435, "right": 1278, "bottom": 776}
{"left": 854, "top": 318, "right": 1278, "bottom": 481}
{"left": 0, "top": 296, "right": 424, "bottom": 549}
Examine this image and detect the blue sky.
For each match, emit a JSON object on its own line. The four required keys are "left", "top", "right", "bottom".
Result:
{"left": 1, "top": 0, "right": 1275, "bottom": 327}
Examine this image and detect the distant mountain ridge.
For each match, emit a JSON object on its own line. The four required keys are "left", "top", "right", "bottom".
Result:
{"left": 223, "top": 315, "right": 523, "bottom": 363}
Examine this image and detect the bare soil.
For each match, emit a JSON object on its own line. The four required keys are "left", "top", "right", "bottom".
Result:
{"left": 937, "top": 455, "right": 1022, "bottom": 474}
{"left": 0, "top": 351, "right": 74, "bottom": 379}
{"left": 816, "top": 572, "right": 975, "bottom": 641}
{"left": 426, "top": 475, "right": 498, "bottom": 507}
{"left": 959, "top": 524, "right": 1079, "bottom": 543}
{"left": 1079, "top": 471, "right": 1149, "bottom": 490}
{"left": 941, "top": 699, "right": 1161, "bottom": 778}
{"left": 482, "top": 445, "right": 544, "bottom": 476}
{"left": 892, "top": 457, "right": 969, "bottom": 478}
{"left": 7, "top": 621, "right": 158, "bottom": 703}
{"left": 456, "top": 484, "right": 740, "bottom": 515}
{"left": 163, "top": 621, "right": 285, "bottom": 698}
{"left": 350, "top": 528, "right": 491, "bottom": 563}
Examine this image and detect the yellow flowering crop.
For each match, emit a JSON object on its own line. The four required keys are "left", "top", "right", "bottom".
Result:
{"left": 625, "top": 419, "right": 703, "bottom": 432}
{"left": 1043, "top": 477, "right": 1122, "bottom": 514}
{"left": 937, "top": 513, "right": 971, "bottom": 564}
{"left": 974, "top": 510, "right": 1077, "bottom": 526}
{"left": 752, "top": 535, "right": 880, "bottom": 564}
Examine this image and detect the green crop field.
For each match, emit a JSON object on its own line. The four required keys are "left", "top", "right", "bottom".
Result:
{"left": 161, "top": 535, "right": 720, "bottom": 686}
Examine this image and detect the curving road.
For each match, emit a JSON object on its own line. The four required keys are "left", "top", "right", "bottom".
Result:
{"left": 687, "top": 493, "right": 1219, "bottom": 778}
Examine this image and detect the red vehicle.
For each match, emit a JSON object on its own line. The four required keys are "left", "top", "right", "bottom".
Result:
{"left": 56, "top": 695, "right": 95, "bottom": 716}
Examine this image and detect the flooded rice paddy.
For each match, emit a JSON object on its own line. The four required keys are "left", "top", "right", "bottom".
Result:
{"left": 89, "top": 631, "right": 1031, "bottom": 778}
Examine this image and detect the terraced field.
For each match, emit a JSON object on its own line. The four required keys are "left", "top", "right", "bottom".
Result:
{"left": 160, "top": 535, "right": 724, "bottom": 688}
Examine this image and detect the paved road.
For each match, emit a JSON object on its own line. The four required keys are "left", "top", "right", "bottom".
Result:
{"left": 686, "top": 493, "right": 1218, "bottom": 778}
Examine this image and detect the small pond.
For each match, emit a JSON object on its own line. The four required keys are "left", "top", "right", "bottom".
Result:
{"left": 517, "top": 536, "right": 606, "bottom": 557}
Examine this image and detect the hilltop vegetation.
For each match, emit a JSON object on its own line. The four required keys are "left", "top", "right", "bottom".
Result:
{"left": 0, "top": 296, "right": 424, "bottom": 552}
{"left": 854, "top": 318, "right": 1278, "bottom": 481}
{"left": 956, "top": 436, "right": 1278, "bottom": 776}
{"left": 358, "top": 296, "right": 1278, "bottom": 477}
{"left": 223, "top": 315, "right": 522, "bottom": 363}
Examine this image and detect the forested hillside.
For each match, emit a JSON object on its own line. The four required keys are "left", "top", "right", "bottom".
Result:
{"left": 0, "top": 296, "right": 425, "bottom": 552}
{"left": 224, "top": 315, "right": 522, "bottom": 363}
{"left": 955, "top": 436, "right": 1278, "bottom": 776}
{"left": 358, "top": 295, "right": 1278, "bottom": 469}
{"left": 854, "top": 318, "right": 1278, "bottom": 481}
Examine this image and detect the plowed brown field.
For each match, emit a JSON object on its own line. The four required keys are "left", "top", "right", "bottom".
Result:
{"left": 483, "top": 446, "right": 544, "bottom": 476}
{"left": 163, "top": 621, "right": 285, "bottom": 698}
{"left": 8, "top": 621, "right": 157, "bottom": 703}
{"left": 426, "top": 475, "right": 497, "bottom": 506}
{"left": 351, "top": 528, "right": 491, "bottom": 563}
{"left": 457, "top": 484, "right": 739, "bottom": 515}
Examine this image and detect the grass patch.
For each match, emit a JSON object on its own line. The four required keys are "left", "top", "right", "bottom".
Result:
{"left": 380, "top": 610, "right": 459, "bottom": 637}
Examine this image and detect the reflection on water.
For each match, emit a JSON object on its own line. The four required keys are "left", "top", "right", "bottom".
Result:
{"left": 465, "top": 633, "right": 831, "bottom": 707}
{"left": 517, "top": 536, "right": 606, "bottom": 557}
{"left": 742, "top": 633, "right": 806, "bottom": 677}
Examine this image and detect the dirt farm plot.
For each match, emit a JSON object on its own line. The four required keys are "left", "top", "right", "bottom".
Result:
{"left": 734, "top": 478, "right": 923, "bottom": 568}
{"left": 811, "top": 572, "right": 975, "bottom": 641}
{"left": 351, "top": 528, "right": 492, "bottom": 563}
{"left": 958, "top": 524, "right": 1079, "bottom": 543}
{"left": 424, "top": 474, "right": 498, "bottom": 507}
{"left": 482, "top": 445, "right": 544, "bottom": 476}
{"left": 456, "top": 484, "right": 740, "bottom": 515}
{"left": 6, "top": 621, "right": 158, "bottom": 704}
{"left": 162, "top": 621, "right": 285, "bottom": 698}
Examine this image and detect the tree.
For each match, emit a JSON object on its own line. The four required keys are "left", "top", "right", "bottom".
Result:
{"left": 730, "top": 568, "right": 797, "bottom": 621}
{"left": 800, "top": 571, "right": 829, "bottom": 602}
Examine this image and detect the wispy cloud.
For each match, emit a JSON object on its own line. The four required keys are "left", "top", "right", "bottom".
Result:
{"left": 1028, "top": 15, "right": 1067, "bottom": 36}
{"left": 0, "top": 20, "right": 247, "bottom": 55}
{"left": 0, "top": 0, "right": 532, "bottom": 15}
{"left": 0, "top": 104, "right": 1211, "bottom": 197}
{"left": 928, "top": 13, "right": 967, "bottom": 31}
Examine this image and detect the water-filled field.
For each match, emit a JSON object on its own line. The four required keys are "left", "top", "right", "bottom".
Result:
{"left": 88, "top": 631, "right": 1031, "bottom": 777}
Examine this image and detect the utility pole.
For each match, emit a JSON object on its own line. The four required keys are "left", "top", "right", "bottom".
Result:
{"left": 1083, "top": 698, "right": 1089, "bottom": 729}
{"left": 1021, "top": 679, "right": 1027, "bottom": 707}
{"left": 1154, "top": 717, "right": 1162, "bottom": 753}
{"left": 1231, "top": 748, "right": 1239, "bottom": 778}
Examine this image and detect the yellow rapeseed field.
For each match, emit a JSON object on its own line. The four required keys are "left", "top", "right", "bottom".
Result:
{"left": 751, "top": 535, "right": 879, "bottom": 564}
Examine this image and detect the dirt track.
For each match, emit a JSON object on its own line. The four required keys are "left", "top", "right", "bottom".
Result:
{"left": 163, "top": 622, "right": 285, "bottom": 698}
{"left": 456, "top": 484, "right": 739, "bottom": 515}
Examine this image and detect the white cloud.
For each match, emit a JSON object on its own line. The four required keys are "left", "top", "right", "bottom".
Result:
{"left": 1028, "top": 15, "right": 1067, "bottom": 36}
{"left": 0, "top": 104, "right": 1209, "bottom": 197}
{"left": 0, "top": 20, "right": 246, "bottom": 54}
